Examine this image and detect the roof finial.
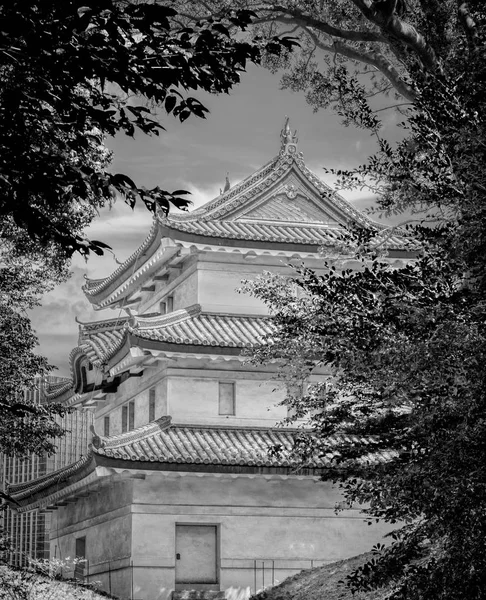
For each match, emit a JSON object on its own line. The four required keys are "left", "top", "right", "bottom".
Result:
{"left": 223, "top": 172, "right": 231, "bottom": 193}
{"left": 280, "top": 116, "right": 298, "bottom": 154}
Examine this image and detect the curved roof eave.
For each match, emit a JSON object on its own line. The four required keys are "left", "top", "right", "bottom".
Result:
{"left": 82, "top": 216, "right": 162, "bottom": 303}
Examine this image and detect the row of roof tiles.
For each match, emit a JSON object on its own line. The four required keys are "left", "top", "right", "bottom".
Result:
{"left": 43, "top": 310, "right": 275, "bottom": 404}
{"left": 95, "top": 420, "right": 392, "bottom": 469}
{"left": 129, "top": 309, "right": 274, "bottom": 349}
{"left": 8, "top": 417, "right": 395, "bottom": 510}
{"left": 74, "top": 308, "right": 274, "bottom": 369}
{"left": 165, "top": 220, "right": 347, "bottom": 246}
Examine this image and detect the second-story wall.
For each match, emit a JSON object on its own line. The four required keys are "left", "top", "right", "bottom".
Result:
{"left": 94, "top": 358, "right": 289, "bottom": 436}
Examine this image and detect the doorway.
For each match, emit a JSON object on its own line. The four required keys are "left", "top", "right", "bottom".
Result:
{"left": 175, "top": 524, "right": 218, "bottom": 587}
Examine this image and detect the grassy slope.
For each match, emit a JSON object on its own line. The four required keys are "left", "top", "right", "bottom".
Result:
{"left": 0, "top": 565, "right": 116, "bottom": 600}
{"left": 250, "top": 554, "right": 390, "bottom": 600}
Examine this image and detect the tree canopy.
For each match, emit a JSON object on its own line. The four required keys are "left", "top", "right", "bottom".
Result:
{"left": 0, "top": 0, "right": 294, "bottom": 259}
{"left": 242, "top": 2, "right": 486, "bottom": 599}
{"left": 174, "top": 1, "right": 477, "bottom": 116}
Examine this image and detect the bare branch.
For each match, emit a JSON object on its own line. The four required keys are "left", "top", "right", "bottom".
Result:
{"left": 372, "top": 103, "right": 412, "bottom": 113}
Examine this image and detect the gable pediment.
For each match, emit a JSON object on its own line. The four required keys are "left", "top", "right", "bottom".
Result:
{"left": 236, "top": 191, "right": 339, "bottom": 225}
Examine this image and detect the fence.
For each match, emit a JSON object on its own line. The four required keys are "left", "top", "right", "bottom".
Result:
{"left": 74, "top": 556, "right": 332, "bottom": 599}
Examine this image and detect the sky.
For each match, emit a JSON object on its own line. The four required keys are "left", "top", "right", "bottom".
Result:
{"left": 29, "top": 64, "right": 403, "bottom": 377}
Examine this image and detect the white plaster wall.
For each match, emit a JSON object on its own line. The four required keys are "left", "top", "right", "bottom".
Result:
{"left": 198, "top": 268, "right": 268, "bottom": 315}
{"left": 173, "top": 271, "right": 198, "bottom": 312}
{"left": 95, "top": 370, "right": 168, "bottom": 436}
{"left": 50, "top": 480, "right": 133, "bottom": 596}
{"left": 167, "top": 376, "right": 287, "bottom": 426}
{"left": 128, "top": 473, "right": 394, "bottom": 600}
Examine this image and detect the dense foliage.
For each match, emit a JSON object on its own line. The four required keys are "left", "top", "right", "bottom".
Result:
{"left": 243, "top": 2, "right": 486, "bottom": 599}
{"left": 0, "top": 236, "right": 70, "bottom": 458}
{"left": 172, "top": 0, "right": 477, "bottom": 112}
{"left": 0, "top": 0, "right": 294, "bottom": 258}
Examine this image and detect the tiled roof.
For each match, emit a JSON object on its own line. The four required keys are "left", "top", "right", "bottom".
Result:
{"left": 82, "top": 135, "right": 416, "bottom": 306}
{"left": 77, "top": 317, "right": 129, "bottom": 367}
{"left": 8, "top": 452, "right": 95, "bottom": 502}
{"left": 95, "top": 419, "right": 296, "bottom": 467}
{"left": 129, "top": 305, "right": 274, "bottom": 349}
{"left": 164, "top": 219, "right": 410, "bottom": 250}
{"left": 43, "top": 378, "right": 73, "bottom": 400}
{"left": 8, "top": 417, "right": 396, "bottom": 511}
{"left": 94, "top": 417, "right": 394, "bottom": 468}
{"left": 163, "top": 220, "right": 346, "bottom": 246}
{"left": 10, "top": 419, "right": 397, "bottom": 509}
{"left": 82, "top": 217, "right": 161, "bottom": 298}
{"left": 58, "top": 308, "right": 274, "bottom": 386}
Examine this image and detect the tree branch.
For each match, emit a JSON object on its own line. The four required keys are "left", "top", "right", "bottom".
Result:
{"left": 458, "top": 2, "right": 478, "bottom": 43}
{"left": 269, "top": 5, "right": 386, "bottom": 44}
{"left": 351, "top": 0, "right": 438, "bottom": 71}
{"left": 332, "top": 40, "right": 417, "bottom": 101}
{"left": 266, "top": 12, "right": 416, "bottom": 101}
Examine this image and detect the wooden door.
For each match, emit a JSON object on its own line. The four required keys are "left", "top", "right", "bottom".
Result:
{"left": 175, "top": 524, "right": 218, "bottom": 584}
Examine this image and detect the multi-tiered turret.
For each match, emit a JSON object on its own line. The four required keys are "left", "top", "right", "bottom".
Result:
{"left": 8, "top": 121, "right": 412, "bottom": 600}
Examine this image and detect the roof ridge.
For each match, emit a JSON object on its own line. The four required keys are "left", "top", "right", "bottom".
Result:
{"left": 77, "top": 315, "right": 130, "bottom": 331}
{"left": 168, "top": 157, "right": 279, "bottom": 222}
{"left": 132, "top": 304, "right": 202, "bottom": 330}
{"left": 92, "top": 416, "right": 172, "bottom": 451}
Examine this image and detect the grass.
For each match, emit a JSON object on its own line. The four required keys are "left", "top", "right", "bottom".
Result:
{"left": 0, "top": 564, "right": 117, "bottom": 600}
{"left": 250, "top": 553, "right": 390, "bottom": 600}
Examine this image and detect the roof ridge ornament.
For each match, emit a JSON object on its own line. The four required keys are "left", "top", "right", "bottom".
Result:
{"left": 280, "top": 116, "right": 298, "bottom": 156}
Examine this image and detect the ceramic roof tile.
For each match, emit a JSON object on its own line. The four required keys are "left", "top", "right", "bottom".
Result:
{"left": 8, "top": 452, "right": 95, "bottom": 502}
{"left": 8, "top": 416, "right": 396, "bottom": 511}
{"left": 165, "top": 220, "right": 345, "bottom": 246}
{"left": 128, "top": 308, "right": 274, "bottom": 349}
{"left": 91, "top": 419, "right": 391, "bottom": 469}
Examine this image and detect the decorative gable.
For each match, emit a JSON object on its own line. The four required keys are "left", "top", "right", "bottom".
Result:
{"left": 234, "top": 192, "right": 339, "bottom": 224}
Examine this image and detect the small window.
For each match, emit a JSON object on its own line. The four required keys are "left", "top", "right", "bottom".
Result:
{"left": 121, "top": 406, "right": 128, "bottom": 433}
{"left": 103, "top": 416, "right": 110, "bottom": 437}
{"left": 149, "top": 388, "right": 156, "bottom": 422}
{"left": 74, "top": 536, "right": 86, "bottom": 580}
{"left": 88, "top": 363, "right": 93, "bottom": 371}
{"left": 75, "top": 536, "right": 86, "bottom": 559}
{"left": 160, "top": 301, "right": 166, "bottom": 315}
{"left": 219, "top": 382, "right": 235, "bottom": 416}
{"left": 128, "top": 401, "right": 135, "bottom": 431}
{"left": 166, "top": 296, "right": 174, "bottom": 313}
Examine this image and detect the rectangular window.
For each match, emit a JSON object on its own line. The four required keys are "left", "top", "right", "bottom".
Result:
{"left": 218, "top": 382, "right": 235, "bottom": 416}
{"left": 160, "top": 301, "right": 166, "bottom": 315}
{"left": 121, "top": 405, "right": 128, "bottom": 433}
{"left": 149, "top": 388, "right": 156, "bottom": 422}
{"left": 103, "top": 416, "right": 110, "bottom": 437}
{"left": 166, "top": 296, "right": 174, "bottom": 313}
{"left": 75, "top": 536, "right": 86, "bottom": 559}
{"left": 128, "top": 401, "right": 135, "bottom": 431}
{"left": 74, "top": 536, "right": 86, "bottom": 580}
